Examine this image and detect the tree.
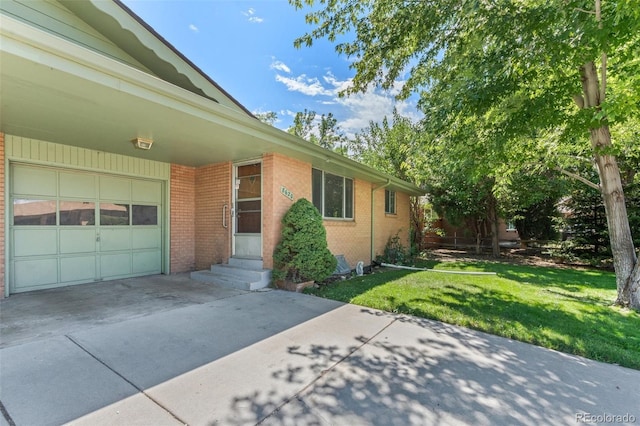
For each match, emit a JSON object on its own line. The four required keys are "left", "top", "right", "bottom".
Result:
{"left": 287, "top": 109, "right": 348, "bottom": 152}
{"left": 290, "top": 0, "right": 640, "bottom": 309}
{"left": 255, "top": 111, "right": 278, "bottom": 126}
{"left": 350, "top": 109, "right": 420, "bottom": 181}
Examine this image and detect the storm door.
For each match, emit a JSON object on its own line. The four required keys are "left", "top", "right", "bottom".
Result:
{"left": 232, "top": 162, "right": 262, "bottom": 258}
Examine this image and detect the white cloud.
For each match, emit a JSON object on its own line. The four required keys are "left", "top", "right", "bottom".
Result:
{"left": 273, "top": 67, "right": 421, "bottom": 136}
{"left": 270, "top": 59, "right": 291, "bottom": 74}
{"left": 275, "top": 74, "right": 333, "bottom": 97}
{"left": 189, "top": 24, "right": 199, "bottom": 33}
{"left": 242, "top": 8, "right": 264, "bottom": 23}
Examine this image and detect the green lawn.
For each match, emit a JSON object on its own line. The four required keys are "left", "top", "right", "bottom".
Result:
{"left": 306, "top": 261, "right": 640, "bottom": 370}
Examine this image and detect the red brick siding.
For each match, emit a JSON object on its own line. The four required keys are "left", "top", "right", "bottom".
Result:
{"left": 195, "top": 162, "right": 231, "bottom": 269}
{"left": 262, "top": 153, "right": 312, "bottom": 269}
{"left": 170, "top": 164, "right": 196, "bottom": 272}
{"left": 0, "top": 133, "right": 4, "bottom": 298}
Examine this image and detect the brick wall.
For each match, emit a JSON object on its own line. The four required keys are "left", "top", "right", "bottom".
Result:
{"left": 262, "top": 153, "right": 311, "bottom": 269}
{"left": 373, "top": 189, "right": 411, "bottom": 259}
{"left": 0, "top": 133, "right": 4, "bottom": 298}
{"left": 263, "top": 155, "right": 413, "bottom": 269}
{"left": 170, "top": 164, "right": 196, "bottom": 272}
{"left": 324, "top": 178, "right": 373, "bottom": 267}
{"left": 195, "top": 162, "right": 231, "bottom": 269}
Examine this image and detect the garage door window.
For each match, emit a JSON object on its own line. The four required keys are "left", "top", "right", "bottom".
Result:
{"left": 60, "top": 201, "right": 95, "bottom": 226}
{"left": 13, "top": 199, "right": 56, "bottom": 225}
{"left": 100, "top": 203, "right": 130, "bottom": 225}
{"left": 132, "top": 205, "right": 158, "bottom": 225}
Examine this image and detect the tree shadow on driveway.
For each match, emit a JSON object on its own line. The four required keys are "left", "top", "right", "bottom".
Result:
{"left": 229, "top": 309, "right": 640, "bottom": 426}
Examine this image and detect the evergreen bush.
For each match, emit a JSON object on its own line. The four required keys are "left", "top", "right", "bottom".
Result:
{"left": 272, "top": 198, "right": 337, "bottom": 283}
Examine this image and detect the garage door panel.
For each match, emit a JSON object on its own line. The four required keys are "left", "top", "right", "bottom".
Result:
{"left": 60, "top": 229, "right": 96, "bottom": 254}
{"left": 100, "top": 254, "right": 132, "bottom": 278}
{"left": 12, "top": 165, "right": 57, "bottom": 196}
{"left": 100, "top": 176, "right": 131, "bottom": 200}
{"left": 14, "top": 259, "right": 58, "bottom": 290}
{"left": 10, "top": 165, "right": 165, "bottom": 294}
{"left": 14, "top": 229, "right": 57, "bottom": 257}
{"left": 132, "top": 180, "right": 162, "bottom": 203}
{"left": 100, "top": 228, "right": 131, "bottom": 251}
{"left": 60, "top": 173, "right": 96, "bottom": 198}
{"left": 133, "top": 250, "right": 161, "bottom": 274}
{"left": 132, "top": 228, "right": 161, "bottom": 249}
{"left": 60, "top": 256, "right": 96, "bottom": 282}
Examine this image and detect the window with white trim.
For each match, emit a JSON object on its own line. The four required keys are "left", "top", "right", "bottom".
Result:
{"left": 312, "top": 169, "right": 354, "bottom": 219}
{"left": 385, "top": 190, "right": 396, "bottom": 214}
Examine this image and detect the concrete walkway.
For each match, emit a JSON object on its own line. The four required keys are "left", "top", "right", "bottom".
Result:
{"left": 1, "top": 274, "right": 639, "bottom": 425}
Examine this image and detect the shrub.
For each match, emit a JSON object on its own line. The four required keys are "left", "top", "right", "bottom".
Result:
{"left": 272, "top": 198, "right": 337, "bottom": 283}
{"left": 376, "top": 231, "right": 410, "bottom": 265}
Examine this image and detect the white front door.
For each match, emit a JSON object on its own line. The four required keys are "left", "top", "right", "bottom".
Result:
{"left": 232, "top": 162, "right": 262, "bottom": 258}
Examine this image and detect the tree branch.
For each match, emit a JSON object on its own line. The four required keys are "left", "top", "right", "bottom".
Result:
{"left": 555, "top": 167, "right": 601, "bottom": 191}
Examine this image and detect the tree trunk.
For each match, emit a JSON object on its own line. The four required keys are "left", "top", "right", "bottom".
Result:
{"left": 580, "top": 61, "right": 639, "bottom": 309}
{"left": 487, "top": 193, "right": 500, "bottom": 257}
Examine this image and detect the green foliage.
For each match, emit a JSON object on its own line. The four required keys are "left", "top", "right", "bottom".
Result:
{"left": 349, "top": 109, "right": 421, "bottom": 183}
{"left": 287, "top": 109, "right": 348, "bottom": 153}
{"left": 306, "top": 261, "right": 640, "bottom": 370}
{"left": 376, "top": 231, "right": 410, "bottom": 265}
{"left": 272, "top": 198, "right": 337, "bottom": 283}
{"left": 255, "top": 111, "right": 278, "bottom": 126}
{"left": 514, "top": 197, "right": 561, "bottom": 241}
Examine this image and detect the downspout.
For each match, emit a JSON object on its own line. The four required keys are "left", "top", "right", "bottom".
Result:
{"left": 371, "top": 179, "right": 391, "bottom": 264}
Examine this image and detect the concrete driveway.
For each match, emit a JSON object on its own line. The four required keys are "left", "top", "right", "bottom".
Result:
{"left": 1, "top": 274, "right": 639, "bottom": 426}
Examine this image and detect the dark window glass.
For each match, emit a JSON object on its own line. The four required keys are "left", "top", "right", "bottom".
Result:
{"left": 100, "top": 203, "right": 130, "bottom": 225}
{"left": 324, "top": 173, "right": 344, "bottom": 218}
{"left": 13, "top": 199, "right": 56, "bottom": 225}
{"left": 132, "top": 205, "right": 158, "bottom": 225}
{"left": 60, "top": 201, "right": 95, "bottom": 225}
{"left": 345, "top": 178, "right": 353, "bottom": 218}
{"left": 312, "top": 169, "right": 323, "bottom": 213}
{"left": 385, "top": 190, "right": 396, "bottom": 214}
{"left": 237, "top": 200, "right": 261, "bottom": 233}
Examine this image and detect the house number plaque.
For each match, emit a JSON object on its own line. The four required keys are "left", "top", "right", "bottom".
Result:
{"left": 280, "top": 186, "right": 294, "bottom": 200}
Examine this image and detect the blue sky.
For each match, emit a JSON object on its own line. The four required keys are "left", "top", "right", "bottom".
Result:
{"left": 121, "top": 0, "right": 421, "bottom": 136}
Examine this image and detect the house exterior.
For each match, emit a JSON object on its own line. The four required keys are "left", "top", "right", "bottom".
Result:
{"left": 0, "top": 0, "right": 423, "bottom": 297}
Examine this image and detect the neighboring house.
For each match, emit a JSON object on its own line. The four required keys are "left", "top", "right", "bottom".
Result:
{"left": 0, "top": 0, "right": 423, "bottom": 297}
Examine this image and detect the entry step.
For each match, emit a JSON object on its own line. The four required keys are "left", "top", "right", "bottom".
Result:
{"left": 190, "top": 259, "right": 271, "bottom": 291}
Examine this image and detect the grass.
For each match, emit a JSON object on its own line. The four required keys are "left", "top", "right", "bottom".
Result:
{"left": 306, "top": 260, "right": 640, "bottom": 370}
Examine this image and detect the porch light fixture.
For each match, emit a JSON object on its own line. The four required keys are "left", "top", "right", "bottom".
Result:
{"left": 235, "top": 179, "right": 241, "bottom": 190}
{"left": 131, "top": 137, "right": 153, "bottom": 150}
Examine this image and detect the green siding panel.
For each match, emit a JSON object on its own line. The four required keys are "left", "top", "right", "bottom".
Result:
{"left": 132, "top": 251, "right": 161, "bottom": 274}
{"left": 12, "top": 165, "right": 57, "bottom": 196}
{"left": 100, "top": 253, "right": 132, "bottom": 278}
{"left": 60, "top": 229, "right": 96, "bottom": 254}
{"left": 100, "top": 176, "right": 131, "bottom": 201}
{"left": 60, "top": 256, "right": 96, "bottom": 282}
{"left": 6, "top": 135, "right": 171, "bottom": 180}
{"left": 59, "top": 172, "right": 96, "bottom": 198}
{"left": 132, "top": 228, "right": 161, "bottom": 250}
{"left": 13, "top": 229, "right": 58, "bottom": 257}
{"left": 14, "top": 259, "right": 58, "bottom": 288}
{"left": 100, "top": 228, "right": 131, "bottom": 252}
{"left": 0, "top": 0, "right": 153, "bottom": 73}
{"left": 132, "top": 180, "right": 162, "bottom": 203}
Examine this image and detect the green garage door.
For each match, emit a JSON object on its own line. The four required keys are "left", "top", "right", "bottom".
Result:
{"left": 10, "top": 164, "right": 163, "bottom": 293}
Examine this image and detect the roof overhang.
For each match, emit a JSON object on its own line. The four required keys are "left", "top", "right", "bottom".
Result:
{"left": 0, "top": 13, "right": 423, "bottom": 196}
